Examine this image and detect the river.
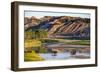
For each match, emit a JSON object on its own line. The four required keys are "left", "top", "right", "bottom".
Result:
{"left": 39, "top": 52, "right": 90, "bottom": 60}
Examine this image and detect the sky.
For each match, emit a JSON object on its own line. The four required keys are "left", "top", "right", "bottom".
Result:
{"left": 24, "top": 10, "right": 90, "bottom": 18}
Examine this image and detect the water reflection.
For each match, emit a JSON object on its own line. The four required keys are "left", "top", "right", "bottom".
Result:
{"left": 31, "top": 45, "right": 90, "bottom": 60}
{"left": 39, "top": 52, "right": 90, "bottom": 60}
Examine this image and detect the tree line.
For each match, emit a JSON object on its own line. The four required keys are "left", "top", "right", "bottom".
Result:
{"left": 25, "top": 29, "right": 48, "bottom": 40}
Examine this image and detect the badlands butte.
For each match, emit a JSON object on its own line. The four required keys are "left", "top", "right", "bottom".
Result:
{"left": 24, "top": 16, "right": 90, "bottom": 39}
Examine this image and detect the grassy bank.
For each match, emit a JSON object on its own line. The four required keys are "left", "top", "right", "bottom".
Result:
{"left": 42, "top": 38, "right": 90, "bottom": 45}
{"left": 65, "top": 40, "right": 90, "bottom": 45}
{"left": 25, "top": 39, "right": 42, "bottom": 48}
{"left": 24, "top": 51, "right": 44, "bottom": 61}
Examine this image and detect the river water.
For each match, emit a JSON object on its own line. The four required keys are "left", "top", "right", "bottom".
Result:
{"left": 39, "top": 52, "right": 90, "bottom": 60}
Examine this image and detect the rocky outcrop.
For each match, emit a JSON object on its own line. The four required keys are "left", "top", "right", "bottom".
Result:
{"left": 24, "top": 16, "right": 41, "bottom": 30}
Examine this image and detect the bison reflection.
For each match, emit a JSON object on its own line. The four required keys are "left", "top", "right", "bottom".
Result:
{"left": 51, "top": 49, "right": 77, "bottom": 56}
{"left": 52, "top": 50, "right": 58, "bottom": 56}
{"left": 70, "top": 49, "right": 77, "bottom": 55}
